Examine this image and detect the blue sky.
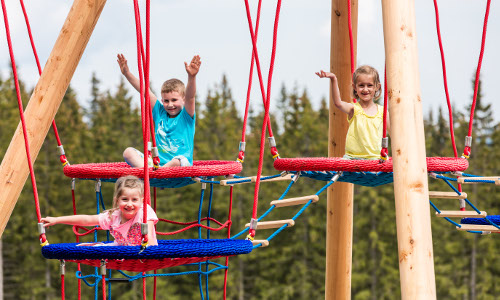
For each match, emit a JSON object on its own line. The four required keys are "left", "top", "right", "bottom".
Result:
{"left": 1, "top": 0, "right": 499, "bottom": 125}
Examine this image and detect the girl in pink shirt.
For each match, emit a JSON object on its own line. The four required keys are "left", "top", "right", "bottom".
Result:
{"left": 41, "top": 175, "right": 158, "bottom": 246}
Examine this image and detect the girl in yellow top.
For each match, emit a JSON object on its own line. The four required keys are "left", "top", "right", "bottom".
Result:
{"left": 316, "top": 65, "right": 390, "bottom": 160}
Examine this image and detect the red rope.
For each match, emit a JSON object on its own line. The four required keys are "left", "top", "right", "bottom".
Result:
{"left": 347, "top": 0, "right": 356, "bottom": 103}
{"left": 1, "top": 0, "right": 47, "bottom": 243}
{"left": 464, "top": 0, "right": 491, "bottom": 158}
{"left": 242, "top": 0, "right": 276, "bottom": 142}
{"left": 142, "top": 273, "right": 147, "bottom": 300}
{"left": 238, "top": 0, "right": 264, "bottom": 162}
{"left": 380, "top": 66, "right": 388, "bottom": 159}
{"left": 156, "top": 220, "right": 231, "bottom": 236}
{"left": 158, "top": 217, "right": 226, "bottom": 227}
{"left": 432, "top": 0, "right": 458, "bottom": 158}
{"left": 71, "top": 180, "right": 82, "bottom": 298}
{"left": 19, "top": 0, "right": 68, "bottom": 164}
{"left": 132, "top": 0, "right": 152, "bottom": 243}
{"left": 61, "top": 274, "right": 65, "bottom": 300}
{"left": 101, "top": 275, "right": 106, "bottom": 300}
{"left": 245, "top": 0, "right": 283, "bottom": 236}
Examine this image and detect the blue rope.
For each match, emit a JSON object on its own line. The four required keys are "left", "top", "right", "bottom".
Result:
{"left": 205, "top": 180, "right": 214, "bottom": 300}
{"left": 197, "top": 184, "right": 206, "bottom": 300}
{"left": 113, "top": 262, "right": 228, "bottom": 282}
{"left": 94, "top": 184, "right": 101, "bottom": 300}
{"left": 251, "top": 179, "right": 335, "bottom": 249}
{"left": 231, "top": 177, "right": 296, "bottom": 240}
{"left": 76, "top": 271, "right": 100, "bottom": 287}
{"left": 432, "top": 175, "right": 500, "bottom": 231}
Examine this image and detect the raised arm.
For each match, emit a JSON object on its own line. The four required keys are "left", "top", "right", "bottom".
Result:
{"left": 184, "top": 55, "right": 201, "bottom": 117}
{"left": 41, "top": 215, "right": 100, "bottom": 227}
{"left": 117, "top": 53, "right": 157, "bottom": 109}
{"left": 316, "top": 70, "right": 354, "bottom": 118}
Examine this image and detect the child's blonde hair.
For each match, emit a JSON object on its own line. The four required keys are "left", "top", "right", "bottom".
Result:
{"left": 107, "top": 175, "right": 144, "bottom": 218}
{"left": 352, "top": 65, "right": 381, "bottom": 100}
{"left": 161, "top": 78, "right": 185, "bottom": 97}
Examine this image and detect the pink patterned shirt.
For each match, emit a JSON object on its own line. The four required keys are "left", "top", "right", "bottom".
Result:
{"left": 99, "top": 204, "right": 158, "bottom": 246}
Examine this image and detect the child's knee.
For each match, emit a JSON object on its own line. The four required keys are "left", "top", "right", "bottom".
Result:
{"left": 123, "top": 147, "right": 136, "bottom": 159}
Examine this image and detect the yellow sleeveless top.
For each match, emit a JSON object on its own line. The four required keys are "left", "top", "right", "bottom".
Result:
{"left": 345, "top": 102, "right": 384, "bottom": 159}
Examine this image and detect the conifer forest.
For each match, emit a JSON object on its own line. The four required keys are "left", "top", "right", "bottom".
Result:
{"left": 1, "top": 70, "right": 499, "bottom": 299}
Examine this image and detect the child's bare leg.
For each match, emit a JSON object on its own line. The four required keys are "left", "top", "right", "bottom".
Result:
{"left": 123, "top": 147, "right": 144, "bottom": 168}
{"left": 162, "top": 158, "right": 181, "bottom": 168}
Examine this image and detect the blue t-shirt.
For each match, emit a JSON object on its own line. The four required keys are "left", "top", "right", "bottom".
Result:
{"left": 152, "top": 100, "right": 195, "bottom": 165}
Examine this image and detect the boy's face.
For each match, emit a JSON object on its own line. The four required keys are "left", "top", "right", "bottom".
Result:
{"left": 161, "top": 91, "right": 185, "bottom": 117}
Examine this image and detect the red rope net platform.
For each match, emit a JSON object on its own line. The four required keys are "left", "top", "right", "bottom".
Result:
{"left": 63, "top": 161, "right": 242, "bottom": 188}
{"left": 274, "top": 157, "right": 468, "bottom": 173}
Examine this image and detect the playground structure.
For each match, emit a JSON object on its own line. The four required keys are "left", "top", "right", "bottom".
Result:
{"left": 0, "top": 0, "right": 498, "bottom": 299}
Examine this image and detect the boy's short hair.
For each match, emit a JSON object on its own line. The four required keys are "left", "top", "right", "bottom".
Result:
{"left": 352, "top": 65, "right": 382, "bottom": 100}
{"left": 161, "top": 79, "right": 185, "bottom": 97}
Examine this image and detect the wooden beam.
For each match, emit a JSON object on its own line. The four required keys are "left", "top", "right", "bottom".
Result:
{"left": 245, "top": 219, "right": 295, "bottom": 230}
{"left": 436, "top": 211, "right": 487, "bottom": 218}
{"left": 270, "top": 195, "right": 319, "bottom": 208}
{"left": 326, "top": 1, "right": 357, "bottom": 299}
{"left": 0, "top": 0, "right": 107, "bottom": 238}
{"left": 428, "top": 191, "right": 467, "bottom": 199}
{"left": 382, "top": 0, "right": 437, "bottom": 298}
{"left": 457, "top": 177, "right": 500, "bottom": 185}
{"left": 252, "top": 240, "right": 270, "bottom": 247}
{"left": 457, "top": 224, "right": 500, "bottom": 233}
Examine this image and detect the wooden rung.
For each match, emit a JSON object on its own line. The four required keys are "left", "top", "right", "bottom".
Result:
{"left": 457, "top": 176, "right": 500, "bottom": 185}
{"left": 457, "top": 224, "right": 500, "bottom": 233}
{"left": 436, "top": 210, "right": 487, "bottom": 218}
{"left": 252, "top": 240, "right": 269, "bottom": 247}
{"left": 270, "top": 195, "right": 319, "bottom": 208}
{"left": 220, "top": 177, "right": 253, "bottom": 186}
{"left": 428, "top": 191, "right": 467, "bottom": 199}
{"left": 251, "top": 174, "right": 293, "bottom": 183}
{"left": 245, "top": 219, "right": 295, "bottom": 230}
{"left": 220, "top": 174, "right": 294, "bottom": 186}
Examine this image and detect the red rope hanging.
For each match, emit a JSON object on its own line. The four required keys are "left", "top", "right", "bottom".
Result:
{"left": 243, "top": 0, "right": 283, "bottom": 238}
{"left": 1, "top": 0, "right": 47, "bottom": 244}
{"left": 463, "top": 0, "right": 491, "bottom": 158}
{"left": 132, "top": 0, "right": 152, "bottom": 245}
{"left": 379, "top": 66, "right": 389, "bottom": 160}
{"left": 238, "top": 0, "right": 263, "bottom": 163}
{"left": 242, "top": 0, "right": 278, "bottom": 156}
{"left": 432, "top": 0, "right": 458, "bottom": 158}
{"left": 347, "top": 0, "right": 357, "bottom": 103}
{"left": 19, "top": 0, "right": 69, "bottom": 166}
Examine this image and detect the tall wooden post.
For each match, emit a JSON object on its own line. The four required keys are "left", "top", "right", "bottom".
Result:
{"left": 0, "top": 0, "right": 107, "bottom": 238}
{"left": 381, "top": 0, "right": 437, "bottom": 298}
{"left": 325, "top": 0, "right": 357, "bottom": 299}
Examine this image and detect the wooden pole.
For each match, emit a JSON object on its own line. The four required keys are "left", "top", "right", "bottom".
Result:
{"left": 0, "top": 0, "right": 107, "bottom": 238}
{"left": 381, "top": 0, "right": 437, "bottom": 298}
{"left": 325, "top": 0, "right": 357, "bottom": 299}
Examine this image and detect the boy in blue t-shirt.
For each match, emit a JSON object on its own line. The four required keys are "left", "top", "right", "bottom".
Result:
{"left": 117, "top": 53, "right": 201, "bottom": 168}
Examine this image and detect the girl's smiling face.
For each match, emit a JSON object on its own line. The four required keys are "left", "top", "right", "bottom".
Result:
{"left": 116, "top": 187, "right": 143, "bottom": 224}
{"left": 353, "top": 74, "right": 380, "bottom": 103}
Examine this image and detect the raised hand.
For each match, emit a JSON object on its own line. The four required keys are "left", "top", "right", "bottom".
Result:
{"left": 117, "top": 53, "right": 130, "bottom": 75}
{"left": 315, "top": 70, "right": 337, "bottom": 80}
{"left": 185, "top": 55, "right": 201, "bottom": 77}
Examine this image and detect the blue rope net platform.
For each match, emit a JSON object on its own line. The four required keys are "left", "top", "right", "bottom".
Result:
{"left": 63, "top": 161, "right": 242, "bottom": 188}
{"left": 461, "top": 215, "right": 500, "bottom": 226}
{"left": 41, "top": 239, "right": 253, "bottom": 272}
{"left": 299, "top": 171, "right": 394, "bottom": 187}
